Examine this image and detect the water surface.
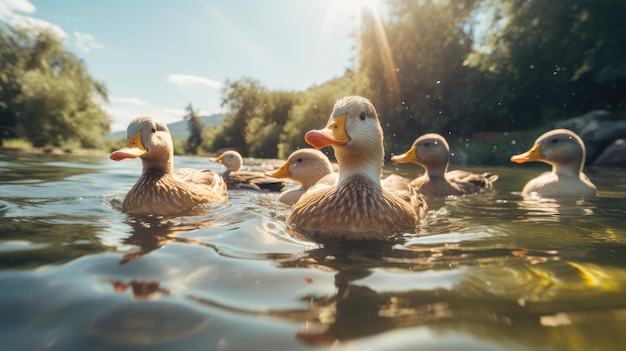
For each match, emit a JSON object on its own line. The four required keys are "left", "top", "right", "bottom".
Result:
{"left": 1, "top": 151, "right": 626, "bottom": 350}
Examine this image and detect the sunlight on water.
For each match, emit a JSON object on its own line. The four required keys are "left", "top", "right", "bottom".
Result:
{"left": 1, "top": 152, "right": 626, "bottom": 350}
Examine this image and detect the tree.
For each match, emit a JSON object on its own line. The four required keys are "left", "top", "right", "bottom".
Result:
{"left": 468, "top": 0, "right": 626, "bottom": 126}
{"left": 278, "top": 73, "right": 360, "bottom": 158}
{"left": 357, "top": 0, "right": 480, "bottom": 148}
{"left": 183, "top": 103, "right": 204, "bottom": 155}
{"left": 209, "top": 77, "right": 265, "bottom": 154}
{"left": 0, "top": 26, "right": 110, "bottom": 148}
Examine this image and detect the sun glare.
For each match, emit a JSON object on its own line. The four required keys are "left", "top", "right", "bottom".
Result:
{"left": 329, "top": 0, "right": 381, "bottom": 15}
{"left": 319, "top": 0, "right": 398, "bottom": 99}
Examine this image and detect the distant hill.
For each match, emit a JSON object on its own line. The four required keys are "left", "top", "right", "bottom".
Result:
{"left": 108, "top": 114, "right": 224, "bottom": 141}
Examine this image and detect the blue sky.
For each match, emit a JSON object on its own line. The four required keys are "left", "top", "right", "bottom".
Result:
{"left": 1, "top": 0, "right": 382, "bottom": 131}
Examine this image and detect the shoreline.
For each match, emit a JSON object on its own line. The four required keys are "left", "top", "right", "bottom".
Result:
{"left": 0, "top": 146, "right": 105, "bottom": 156}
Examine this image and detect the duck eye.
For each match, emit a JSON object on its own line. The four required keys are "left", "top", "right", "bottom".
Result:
{"left": 297, "top": 158, "right": 303, "bottom": 163}
{"left": 551, "top": 139, "right": 559, "bottom": 144}
{"left": 151, "top": 127, "right": 156, "bottom": 133}
{"left": 359, "top": 112, "right": 366, "bottom": 121}
{"left": 424, "top": 142, "right": 430, "bottom": 147}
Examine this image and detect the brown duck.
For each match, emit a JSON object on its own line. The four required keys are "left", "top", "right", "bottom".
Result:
{"left": 110, "top": 116, "right": 227, "bottom": 215}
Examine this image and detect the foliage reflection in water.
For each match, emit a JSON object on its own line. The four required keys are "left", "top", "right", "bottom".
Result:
{"left": 1, "top": 152, "right": 626, "bottom": 350}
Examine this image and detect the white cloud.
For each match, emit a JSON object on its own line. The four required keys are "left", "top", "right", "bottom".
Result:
{"left": 74, "top": 31, "right": 103, "bottom": 52}
{"left": 109, "top": 96, "right": 149, "bottom": 106}
{"left": 168, "top": 74, "right": 223, "bottom": 90}
{"left": 8, "top": 14, "right": 67, "bottom": 39}
{"left": 163, "top": 107, "right": 186, "bottom": 116}
{"left": 1, "top": 0, "right": 67, "bottom": 39}
{"left": 0, "top": 0, "right": 34, "bottom": 18}
{"left": 106, "top": 103, "right": 187, "bottom": 133}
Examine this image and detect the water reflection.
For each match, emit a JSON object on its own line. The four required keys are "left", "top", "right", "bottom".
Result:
{"left": 3, "top": 153, "right": 626, "bottom": 350}
{"left": 107, "top": 278, "right": 170, "bottom": 300}
{"left": 270, "top": 245, "right": 626, "bottom": 348}
{"left": 116, "top": 213, "right": 223, "bottom": 264}
{"left": 87, "top": 301, "right": 212, "bottom": 345}
{"left": 516, "top": 194, "right": 596, "bottom": 222}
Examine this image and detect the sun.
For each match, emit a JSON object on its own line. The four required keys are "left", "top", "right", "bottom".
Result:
{"left": 328, "top": 0, "right": 382, "bottom": 16}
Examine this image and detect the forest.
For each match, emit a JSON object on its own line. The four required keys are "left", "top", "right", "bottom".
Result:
{"left": 1, "top": 0, "right": 625, "bottom": 164}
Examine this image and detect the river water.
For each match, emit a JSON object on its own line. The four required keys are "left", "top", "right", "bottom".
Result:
{"left": 1, "top": 151, "right": 625, "bottom": 351}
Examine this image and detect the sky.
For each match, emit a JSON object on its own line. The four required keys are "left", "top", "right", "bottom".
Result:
{"left": 0, "top": 0, "right": 383, "bottom": 132}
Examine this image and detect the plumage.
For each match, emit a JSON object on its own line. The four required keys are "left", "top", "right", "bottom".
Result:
{"left": 266, "top": 148, "right": 336, "bottom": 205}
{"left": 289, "top": 96, "right": 427, "bottom": 240}
{"left": 391, "top": 133, "right": 498, "bottom": 196}
{"left": 110, "top": 116, "right": 227, "bottom": 215}
{"left": 210, "top": 150, "right": 285, "bottom": 192}
{"left": 510, "top": 128, "right": 597, "bottom": 197}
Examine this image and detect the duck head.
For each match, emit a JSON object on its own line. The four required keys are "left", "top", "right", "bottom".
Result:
{"left": 110, "top": 116, "right": 174, "bottom": 173}
{"left": 304, "top": 96, "right": 384, "bottom": 182}
{"left": 211, "top": 150, "right": 243, "bottom": 172}
{"left": 392, "top": 133, "right": 451, "bottom": 176}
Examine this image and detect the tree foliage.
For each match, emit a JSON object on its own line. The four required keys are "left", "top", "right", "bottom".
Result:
{"left": 469, "top": 0, "right": 626, "bottom": 127}
{"left": 212, "top": 0, "right": 625, "bottom": 162}
{"left": 205, "top": 78, "right": 300, "bottom": 158}
{"left": 183, "top": 103, "right": 204, "bottom": 155}
{"left": 0, "top": 26, "right": 109, "bottom": 148}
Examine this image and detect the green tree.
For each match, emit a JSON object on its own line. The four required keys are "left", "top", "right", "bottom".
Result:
{"left": 245, "top": 90, "right": 298, "bottom": 158}
{"left": 358, "top": 0, "right": 480, "bottom": 150}
{"left": 278, "top": 73, "right": 361, "bottom": 158}
{"left": 0, "top": 26, "right": 109, "bottom": 148}
{"left": 468, "top": 0, "right": 626, "bottom": 127}
{"left": 183, "top": 103, "right": 204, "bottom": 155}
{"left": 209, "top": 77, "right": 265, "bottom": 154}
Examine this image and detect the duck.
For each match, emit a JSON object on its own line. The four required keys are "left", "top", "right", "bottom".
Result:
{"left": 391, "top": 133, "right": 498, "bottom": 196}
{"left": 288, "top": 96, "right": 428, "bottom": 240}
{"left": 110, "top": 116, "right": 227, "bottom": 215}
{"left": 210, "top": 150, "right": 286, "bottom": 191}
{"left": 510, "top": 128, "right": 597, "bottom": 197}
{"left": 266, "top": 148, "right": 336, "bottom": 205}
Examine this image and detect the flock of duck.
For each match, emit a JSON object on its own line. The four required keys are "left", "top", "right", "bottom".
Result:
{"left": 110, "top": 95, "right": 598, "bottom": 240}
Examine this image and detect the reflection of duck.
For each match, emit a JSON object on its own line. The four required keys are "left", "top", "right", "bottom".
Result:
{"left": 392, "top": 133, "right": 498, "bottom": 196}
{"left": 108, "top": 278, "right": 170, "bottom": 300}
{"left": 118, "top": 215, "right": 220, "bottom": 264}
{"left": 510, "top": 129, "right": 597, "bottom": 197}
{"left": 110, "top": 116, "right": 227, "bottom": 215}
{"left": 210, "top": 150, "right": 285, "bottom": 191}
{"left": 266, "top": 148, "right": 336, "bottom": 205}
{"left": 289, "top": 96, "right": 427, "bottom": 239}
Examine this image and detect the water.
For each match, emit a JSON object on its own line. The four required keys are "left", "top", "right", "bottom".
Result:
{"left": 1, "top": 151, "right": 626, "bottom": 351}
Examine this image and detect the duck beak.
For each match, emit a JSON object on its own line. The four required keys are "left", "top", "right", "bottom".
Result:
{"left": 210, "top": 154, "right": 225, "bottom": 165}
{"left": 391, "top": 146, "right": 418, "bottom": 164}
{"left": 510, "top": 143, "right": 544, "bottom": 163}
{"left": 110, "top": 131, "right": 147, "bottom": 161}
{"left": 304, "top": 115, "right": 350, "bottom": 150}
{"left": 266, "top": 161, "right": 291, "bottom": 178}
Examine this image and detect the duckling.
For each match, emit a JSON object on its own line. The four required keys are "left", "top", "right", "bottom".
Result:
{"left": 266, "top": 148, "right": 336, "bottom": 205}
{"left": 110, "top": 116, "right": 227, "bottom": 215}
{"left": 391, "top": 133, "right": 498, "bottom": 196}
{"left": 510, "top": 128, "right": 597, "bottom": 197}
{"left": 289, "top": 96, "right": 427, "bottom": 239}
{"left": 210, "top": 150, "right": 285, "bottom": 192}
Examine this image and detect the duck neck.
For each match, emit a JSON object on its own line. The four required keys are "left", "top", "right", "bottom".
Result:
{"left": 334, "top": 144, "right": 383, "bottom": 187}
{"left": 552, "top": 161, "right": 583, "bottom": 179}
{"left": 426, "top": 162, "right": 448, "bottom": 179}
{"left": 141, "top": 153, "right": 173, "bottom": 178}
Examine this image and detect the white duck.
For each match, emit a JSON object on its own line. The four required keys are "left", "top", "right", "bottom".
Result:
{"left": 266, "top": 148, "right": 335, "bottom": 205}
{"left": 110, "top": 116, "right": 227, "bottom": 215}
{"left": 289, "top": 96, "right": 427, "bottom": 239}
{"left": 510, "top": 128, "right": 597, "bottom": 197}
